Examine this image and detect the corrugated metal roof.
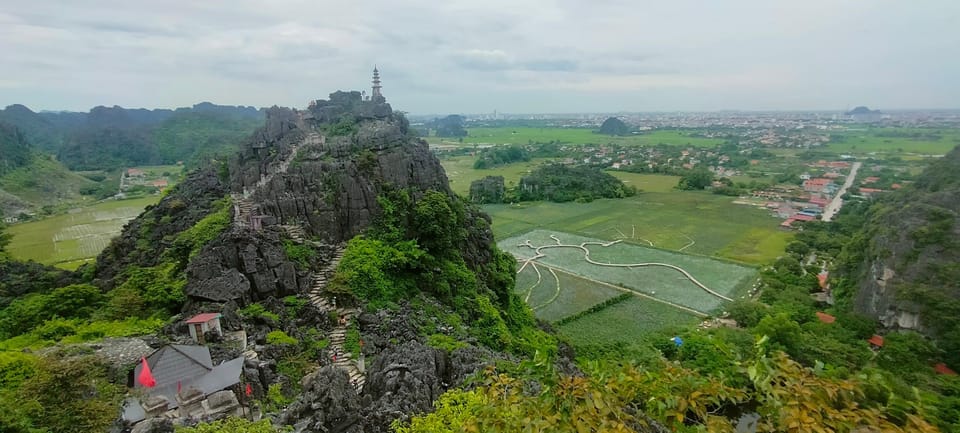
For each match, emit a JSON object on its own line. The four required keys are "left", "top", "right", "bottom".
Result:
{"left": 135, "top": 345, "right": 213, "bottom": 392}
{"left": 185, "top": 313, "right": 222, "bottom": 324}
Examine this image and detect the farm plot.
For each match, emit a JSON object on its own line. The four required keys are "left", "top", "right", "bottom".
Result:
{"left": 483, "top": 190, "right": 792, "bottom": 265}
{"left": 500, "top": 230, "right": 756, "bottom": 314}
{"left": 515, "top": 262, "right": 623, "bottom": 322}
{"left": 7, "top": 197, "right": 159, "bottom": 268}
{"left": 557, "top": 296, "right": 700, "bottom": 346}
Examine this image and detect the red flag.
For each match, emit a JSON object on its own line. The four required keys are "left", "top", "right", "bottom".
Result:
{"left": 138, "top": 357, "right": 156, "bottom": 388}
{"left": 177, "top": 381, "right": 182, "bottom": 393}
{"left": 245, "top": 383, "right": 253, "bottom": 397}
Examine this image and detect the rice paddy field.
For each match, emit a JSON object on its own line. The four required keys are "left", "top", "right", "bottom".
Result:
{"left": 502, "top": 229, "right": 754, "bottom": 343}
{"left": 515, "top": 263, "right": 623, "bottom": 322}
{"left": 428, "top": 127, "right": 724, "bottom": 148}
{"left": 484, "top": 192, "right": 790, "bottom": 265}
{"left": 557, "top": 296, "right": 700, "bottom": 346}
{"left": 6, "top": 196, "right": 159, "bottom": 269}
{"left": 500, "top": 230, "right": 755, "bottom": 314}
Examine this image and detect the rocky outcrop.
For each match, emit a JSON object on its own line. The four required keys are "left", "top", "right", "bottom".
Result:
{"left": 184, "top": 227, "right": 309, "bottom": 303}
{"left": 229, "top": 101, "right": 447, "bottom": 245}
{"left": 94, "top": 166, "right": 229, "bottom": 285}
{"left": 469, "top": 175, "right": 505, "bottom": 204}
{"left": 281, "top": 366, "right": 362, "bottom": 433}
{"left": 850, "top": 145, "right": 960, "bottom": 335}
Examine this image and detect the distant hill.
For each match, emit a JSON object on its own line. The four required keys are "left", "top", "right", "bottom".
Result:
{"left": 597, "top": 116, "right": 630, "bottom": 136}
{"left": 1, "top": 103, "right": 265, "bottom": 171}
{"left": 0, "top": 123, "right": 33, "bottom": 177}
{"left": 846, "top": 106, "right": 882, "bottom": 116}
{"left": 0, "top": 105, "right": 63, "bottom": 152}
{"left": 0, "top": 123, "right": 99, "bottom": 216}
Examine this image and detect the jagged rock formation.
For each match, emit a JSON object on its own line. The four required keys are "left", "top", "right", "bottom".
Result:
{"left": 469, "top": 175, "right": 505, "bottom": 204}
{"left": 850, "top": 145, "right": 960, "bottom": 336}
{"left": 93, "top": 166, "right": 230, "bottom": 284}
{"left": 101, "top": 90, "right": 521, "bottom": 432}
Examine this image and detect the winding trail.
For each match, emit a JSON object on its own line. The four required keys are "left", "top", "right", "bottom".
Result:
{"left": 531, "top": 267, "right": 562, "bottom": 310}
{"left": 522, "top": 262, "right": 543, "bottom": 303}
{"left": 519, "top": 239, "right": 732, "bottom": 302}
{"left": 532, "top": 262, "right": 708, "bottom": 317}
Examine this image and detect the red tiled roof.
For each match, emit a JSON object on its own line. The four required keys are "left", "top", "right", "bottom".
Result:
{"left": 863, "top": 176, "right": 880, "bottom": 184}
{"left": 185, "top": 313, "right": 222, "bottom": 324}
{"left": 816, "top": 312, "right": 836, "bottom": 324}
{"left": 935, "top": 363, "right": 957, "bottom": 376}
{"left": 809, "top": 197, "right": 829, "bottom": 206}
{"left": 867, "top": 335, "right": 884, "bottom": 347}
{"left": 792, "top": 214, "right": 816, "bottom": 222}
{"left": 805, "top": 178, "right": 833, "bottom": 186}
{"left": 891, "top": 183, "right": 903, "bottom": 190}
{"left": 860, "top": 188, "right": 883, "bottom": 193}
{"left": 817, "top": 273, "right": 829, "bottom": 289}
{"left": 780, "top": 219, "right": 795, "bottom": 228}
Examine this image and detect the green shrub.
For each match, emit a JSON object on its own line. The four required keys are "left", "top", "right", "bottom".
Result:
{"left": 344, "top": 327, "right": 361, "bottom": 358}
{"left": 283, "top": 296, "right": 308, "bottom": 316}
{"left": 238, "top": 303, "right": 280, "bottom": 322}
{"left": 427, "top": 334, "right": 467, "bottom": 352}
{"left": 176, "top": 417, "right": 281, "bottom": 433}
{"left": 282, "top": 239, "right": 317, "bottom": 268}
{"left": 266, "top": 330, "right": 298, "bottom": 346}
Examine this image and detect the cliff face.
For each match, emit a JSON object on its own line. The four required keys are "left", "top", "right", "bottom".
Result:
{"left": 851, "top": 146, "right": 960, "bottom": 335}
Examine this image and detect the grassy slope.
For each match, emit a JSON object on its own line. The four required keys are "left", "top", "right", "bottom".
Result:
{"left": 429, "top": 127, "right": 724, "bottom": 147}
{"left": 0, "top": 157, "right": 98, "bottom": 206}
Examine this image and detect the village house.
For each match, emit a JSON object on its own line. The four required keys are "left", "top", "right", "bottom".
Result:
{"left": 123, "top": 345, "right": 246, "bottom": 425}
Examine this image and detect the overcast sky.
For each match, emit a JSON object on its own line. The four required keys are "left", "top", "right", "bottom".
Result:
{"left": 1, "top": 0, "right": 958, "bottom": 114}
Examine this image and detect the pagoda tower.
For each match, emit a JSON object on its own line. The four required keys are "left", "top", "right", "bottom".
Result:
{"left": 371, "top": 66, "right": 384, "bottom": 102}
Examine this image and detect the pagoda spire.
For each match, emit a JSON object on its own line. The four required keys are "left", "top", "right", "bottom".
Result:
{"left": 371, "top": 66, "right": 384, "bottom": 102}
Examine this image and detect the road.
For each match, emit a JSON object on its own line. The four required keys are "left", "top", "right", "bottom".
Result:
{"left": 822, "top": 161, "right": 862, "bottom": 222}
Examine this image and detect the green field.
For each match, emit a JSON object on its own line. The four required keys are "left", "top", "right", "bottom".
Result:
{"left": 441, "top": 157, "right": 557, "bottom": 196}
{"left": 557, "top": 296, "right": 699, "bottom": 346}
{"left": 429, "top": 127, "right": 724, "bottom": 148}
{"left": 500, "top": 230, "right": 755, "bottom": 314}
{"left": 826, "top": 128, "right": 960, "bottom": 155}
{"left": 484, "top": 190, "right": 790, "bottom": 264}
{"left": 515, "top": 262, "right": 622, "bottom": 322}
{"left": 7, "top": 196, "right": 160, "bottom": 269}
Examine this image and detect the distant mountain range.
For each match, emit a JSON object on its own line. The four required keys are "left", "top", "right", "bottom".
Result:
{"left": 0, "top": 102, "right": 265, "bottom": 215}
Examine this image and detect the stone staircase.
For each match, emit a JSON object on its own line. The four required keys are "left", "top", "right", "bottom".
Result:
{"left": 232, "top": 132, "right": 321, "bottom": 228}
{"left": 303, "top": 247, "right": 364, "bottom": 392}
{"left": 280, "top": 224, "right": 307, "bottom": 243}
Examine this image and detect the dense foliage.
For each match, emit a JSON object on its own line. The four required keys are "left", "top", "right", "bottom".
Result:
{"left": 432, "top": 115, "right": 467, "bottom": 138}
{"left": 0, "top": 352, "right": 125, "bottom": 433}
{"left": 331, "top": 188, "right": 554, "bottom": 355}
{"left": 0, "top": 123, "right": 33, "bottom": 177}
{"left": 518, "top": 164, "right": 636, "bottom": 202}
{"left": 473, "top": 145, "right": 530, "bottom": 169}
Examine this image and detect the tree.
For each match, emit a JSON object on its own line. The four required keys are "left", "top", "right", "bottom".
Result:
{"left": 677, "top": 169, "right": 714, "bottom": 190}
{"left": 0, "top": 210, "right": 11, "bottom": 254}
{"left": 12, "top": 354, "right": 124, "bottom": 433}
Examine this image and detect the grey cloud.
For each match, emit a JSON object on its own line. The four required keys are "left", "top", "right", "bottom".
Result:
{"left": 0, "top": 0, "right": 958, "bottom": 113}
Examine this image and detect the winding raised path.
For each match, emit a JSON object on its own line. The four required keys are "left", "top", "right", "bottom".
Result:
{"left": 518, "top": 239, "right": 732, "bottom": 302}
